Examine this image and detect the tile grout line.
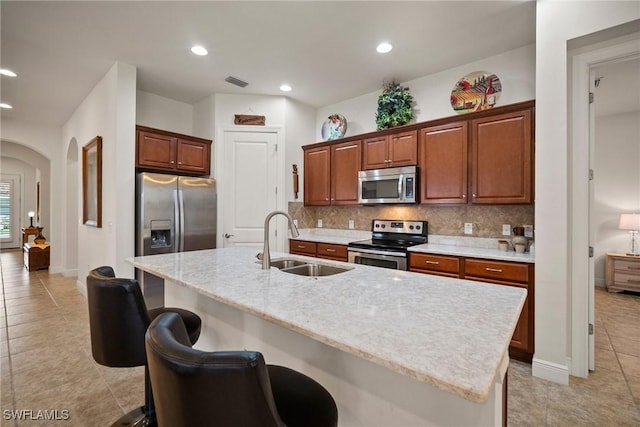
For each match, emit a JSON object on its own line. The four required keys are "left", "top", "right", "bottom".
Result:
{"left": 0, "top": 253, "right": 19, "bottom": 427}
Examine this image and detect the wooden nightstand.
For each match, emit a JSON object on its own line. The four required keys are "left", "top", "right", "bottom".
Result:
{"left": 605, "top": 253, "right": 640, "bottom": 292}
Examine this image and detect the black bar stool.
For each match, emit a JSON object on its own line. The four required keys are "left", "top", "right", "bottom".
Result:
{"left": 86, "top": 266, "right": 201, "bottom": 426}
{"left": 145, "top": 312, "right": 339, "bottom": 427}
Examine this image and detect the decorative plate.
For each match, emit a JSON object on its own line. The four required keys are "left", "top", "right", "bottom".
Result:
{"left": 450, "top": 71, "right": 502, "bottom": 114}
{"left": 321, "top": 114, "right": 347, "bottom": 140}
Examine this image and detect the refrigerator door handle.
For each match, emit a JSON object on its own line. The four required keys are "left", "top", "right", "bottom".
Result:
{"left": 173, "top": 189, "right": 181, "bottom": 252}
{"left": 178, "top": 189, "right": 185, "bottom": 252}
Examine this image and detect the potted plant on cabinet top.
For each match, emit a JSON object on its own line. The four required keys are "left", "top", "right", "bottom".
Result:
{"left": 375, "top": 81, "right": 415, "bottom": 130}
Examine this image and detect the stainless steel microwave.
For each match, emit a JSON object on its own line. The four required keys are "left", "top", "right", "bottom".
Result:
{"left": 358, "top": 166, "right": 417, "bottom": 204}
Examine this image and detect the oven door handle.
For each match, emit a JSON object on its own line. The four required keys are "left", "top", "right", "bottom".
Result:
{"left": 348, "top": 247, "right": 407, "bottom": 258}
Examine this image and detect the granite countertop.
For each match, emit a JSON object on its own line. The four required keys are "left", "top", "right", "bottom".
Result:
{"left": 291, "top": 229, "right": 535, "bottom": 263}
{"left": 128, "top": 247, "right": 526, "bottom": 403}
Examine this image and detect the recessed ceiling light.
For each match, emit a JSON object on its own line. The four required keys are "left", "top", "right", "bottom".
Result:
{"left": 376, "top": 42, "right": 393, "bottom": 54}
{"left": 280, "top": 84, "right": 292, "bottom": 92}
{"left": 0, "top": 69, "right": 17, "bottom": 77}
{"left": 191, "top": 45, "right": 208, "bottom": 56}
{"left": 0, "top": 103, "right": 13, "bottom": 109}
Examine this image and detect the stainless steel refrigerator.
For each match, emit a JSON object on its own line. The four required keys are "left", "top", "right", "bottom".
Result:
{"left": 136, "top": 172, "right": 216, "bottom": 308}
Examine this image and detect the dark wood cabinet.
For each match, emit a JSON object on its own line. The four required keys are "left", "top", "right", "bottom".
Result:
{"left": 363, "top": 130, "right": 417, "bottom": 170}
{"left": 289, "top": 240, "right": 348, "bottom": 262}
{"left": 419, "top": 122, "right": 468, "bottom": 204}
{"left": 409, "top": 253, "right": 534, "bottom": 362}
{"left": 136, "top": 126, "right": 212, "bottom": 176}
{"left": 304, "top": 141, "right": 361, "bottom": 206}
{"left": 470, "top": 109, "right": 533, "bottom": 204}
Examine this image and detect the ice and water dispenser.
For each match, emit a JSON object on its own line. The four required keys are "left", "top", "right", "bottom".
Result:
{"left": 150, "top": 220, "right": 172, "bottom": 249}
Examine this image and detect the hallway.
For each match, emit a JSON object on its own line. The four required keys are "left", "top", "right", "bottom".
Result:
{"left": 1, "top": 249, "right": 639, "bottom": 426}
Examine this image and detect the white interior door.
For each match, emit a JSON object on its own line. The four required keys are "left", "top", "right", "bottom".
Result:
{"left": 221, "top": 129, "right": 279, "bottom": 249}
{"left": 0, "top": 174, "right": 21, "bottom": 249}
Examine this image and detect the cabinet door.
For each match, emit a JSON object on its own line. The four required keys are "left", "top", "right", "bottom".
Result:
{"left": 316, "top": 243, "right": 348, "bottom": 261}
{"left": 137, "top": 130, "right": 177, "bottom": 170}
{"left": 388, "top": 130, "right": 418, "bottom": 167}
{"left": 471, "top": 109, "right": 532, "bottom": 204}
{"left": 362, "top": 135, "right": 389, "bottom": 169}
{"left": 505, "top": 282, "right": 531, "bottom": 352}
{"left": 304, "top": 147, "right": 331, "bottom": 206}
{"left": 177, "top": 138, "right": 211, "bottom": 175}
{"left": 331, "top": 141, "right": 361, "bottom": 205}
{"left": 420, "top": 122, "right": 468, "bottom": 204}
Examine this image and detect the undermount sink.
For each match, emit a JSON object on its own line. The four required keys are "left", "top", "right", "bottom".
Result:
{"left": 266, "top": 258, "right": 352, "bottom": 277}
{"left": 269, "top": 259, "right": 308, "bottom": 269}
{"left": 280, "top": 263, "right": 352, "bottom": 277}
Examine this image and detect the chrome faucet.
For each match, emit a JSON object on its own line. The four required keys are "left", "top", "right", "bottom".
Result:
{"left": 261, "top": 211, "right": 300, "bottom": 269}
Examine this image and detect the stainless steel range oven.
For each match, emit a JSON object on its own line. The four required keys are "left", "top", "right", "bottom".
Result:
{"left": 348, "top": 219, "right": 428, "bottom": 270}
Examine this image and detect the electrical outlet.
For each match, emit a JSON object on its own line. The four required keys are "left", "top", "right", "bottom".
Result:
{"left": 502, "top": 224, "right": 511, "bottom": 236}
{"left": 293, "top": 219, "right": 298, "bottom": 227}
{"left": 524, "top": 225, "right": 534, "bottom": 238}
{"left": 348, "top": 220, "right": 355, "bottom": 229}
{"left": 317, "top": 219, "right": 323, "bottom": 228}
{"left": 464, "top": 223, "right": 473, "bottom": 235}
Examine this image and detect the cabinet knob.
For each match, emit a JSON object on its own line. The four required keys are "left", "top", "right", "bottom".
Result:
{"left": 462, "top": 194, "right": 466, "bottom": 199}
{"left": 178, "top": 161, "right": 182, "bottom": 165}
{"left": 170, "top": 160, "right": 175, "bottom": 164}
{"left": 472, "top": 193, "right": 477, "bottom": 198}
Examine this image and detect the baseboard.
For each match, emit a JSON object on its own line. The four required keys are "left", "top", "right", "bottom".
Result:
{"left": 62, "top": 269, "right": 78, "bottom": 277}
{"left": 531, "top": 357, "right": 569, "bottom": 385}
{"left": 75, "top": 279, "right": 87, "bottom": 297}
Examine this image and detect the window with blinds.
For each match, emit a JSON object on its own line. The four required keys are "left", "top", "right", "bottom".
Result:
{"left": 0, "top": 180, "right": 13, "bottom": 240}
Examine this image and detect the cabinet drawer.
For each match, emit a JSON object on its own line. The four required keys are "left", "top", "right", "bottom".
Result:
{"left": 614, "top": 273, "right": 640, "bottom": 288}
{"left": 410, "top": 253, "right": 460, "bottom": 274}
{"left": 317, "top": 243, "right": 347, "bottom": 260}
{"left": 614, "top": 260, "right": 640, "bottom": 275}
{"left": 464, "top": 259, "right": 530, "bottom": 283}
{"left": 289, "top": 240, "right": 317, "bottom": 255}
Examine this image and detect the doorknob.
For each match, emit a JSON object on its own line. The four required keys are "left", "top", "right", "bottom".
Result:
{"left": 224, "top": 233, "right": 234, "bottom": 238}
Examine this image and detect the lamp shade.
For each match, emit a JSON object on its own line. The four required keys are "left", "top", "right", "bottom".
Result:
{"left": 28, "top": 211, "right": 35, "bottom": 218}
{"left": 619, "top": 213, "right": 640, "bottom": 231}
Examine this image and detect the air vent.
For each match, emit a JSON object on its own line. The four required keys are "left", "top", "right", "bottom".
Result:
{"left": 224, "top": 76, "right": 248, "bottom": 88}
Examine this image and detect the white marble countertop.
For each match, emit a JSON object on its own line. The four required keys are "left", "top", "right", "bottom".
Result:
{"left": 409, "top": 243, "right": 535, "bottom": 263}
{"left": 128, "top": 247, "right": 526, "bottom": 403}
{"left": 291, "top": 229, "right": 535, "bottom": 263}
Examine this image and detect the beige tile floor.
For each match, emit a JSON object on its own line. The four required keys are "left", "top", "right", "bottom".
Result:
{"left": 1, "top": 249, "right": 639, "bottom": 426}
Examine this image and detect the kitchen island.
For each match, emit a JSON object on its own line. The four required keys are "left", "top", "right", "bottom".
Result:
{"left": 129, "top": 247, "right": 526, "bottom": 426}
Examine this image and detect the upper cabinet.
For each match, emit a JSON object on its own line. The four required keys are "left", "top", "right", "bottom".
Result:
{"left": 136, "top": 125, "right": 212, "bottom": 176}
{"left": 304, "top": 140, "right": 361, "bottom": 206}
{"left": 362, "top": 130, "right": 417, "bottom": 170}
{"left": 419, "top": 103, "right": 534, "bottom": 205}
{"left": 470, "top": 109, "right": 533, "bottom": 204}
{"left": 420, "top": 122, "right": 468, "bottom": 204}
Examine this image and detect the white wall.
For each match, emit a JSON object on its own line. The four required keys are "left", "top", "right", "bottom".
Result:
{"left": 315, "top": 44, "right": 535, "bottom": 141}
{"left": 535, "top": 1, "right": 640, "bottom": 382}
{"left": 593, "top": 111, "right": 640, "bottom": 285}
{"left": 62, "top": 61, "right": 137, "bottom": 287}
{"left": 284, "top": 98, "right": 315, "bottom": 202}
{"left": 136, "top": 91, "right": 193, "bottom": 135}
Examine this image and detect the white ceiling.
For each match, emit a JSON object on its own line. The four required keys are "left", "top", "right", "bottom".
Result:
{"left": 1, "top": 1, "right": 540, "bottom": 126}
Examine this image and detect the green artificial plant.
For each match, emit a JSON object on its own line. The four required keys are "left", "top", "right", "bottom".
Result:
{"left": 375, "top": 82, "right": 415, "bottom": 130}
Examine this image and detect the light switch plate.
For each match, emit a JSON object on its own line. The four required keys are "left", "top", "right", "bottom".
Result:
{"left": 502, "top": 224, "right": 511, "bottom": 236}
{"left": 317, "top": 219, "right": 323, "bottom": 228}
{"left": 464, "top": 223, "right": 473, "bottom": 235}
{"left": 348, "top": 220, "right": 355, "bottom": 229}
{"left": 524, "top": 225, "right": 534, "bottom": 238}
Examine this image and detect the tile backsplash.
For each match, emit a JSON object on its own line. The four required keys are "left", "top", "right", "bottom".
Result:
{"left": 289, "top": 202, "right": 534, "bottom": 238}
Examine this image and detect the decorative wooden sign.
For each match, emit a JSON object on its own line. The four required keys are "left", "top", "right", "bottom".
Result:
{"left": 234, "top": 114, "right": 265, "bottom": 126}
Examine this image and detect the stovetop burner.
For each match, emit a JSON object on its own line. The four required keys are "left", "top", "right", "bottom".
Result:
{"left": 348, "top": 219, "right": 428, "bottom": 252}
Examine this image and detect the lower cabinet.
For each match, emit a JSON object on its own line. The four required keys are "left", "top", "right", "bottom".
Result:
{"left": 410, "top": 253, "right": 534, "bottom": 362}
{"left": 289, "top": 240, "right": 348, "bottom": 262}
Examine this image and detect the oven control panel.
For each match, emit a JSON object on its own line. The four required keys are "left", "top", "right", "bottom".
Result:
{"left": 372, "top": 220, "right": 427, "bottom": 235}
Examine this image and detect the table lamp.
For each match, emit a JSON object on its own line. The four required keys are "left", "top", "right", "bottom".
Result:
{"left": 28, "top": 211, "right": 35, "bottom": 228}
{"left": 619, "top": 213, "right": 640, "bottom": 256}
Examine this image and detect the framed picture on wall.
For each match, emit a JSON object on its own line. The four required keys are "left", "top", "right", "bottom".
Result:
{"left": 82, "top": 136, "right": 102, "bottom": 227}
